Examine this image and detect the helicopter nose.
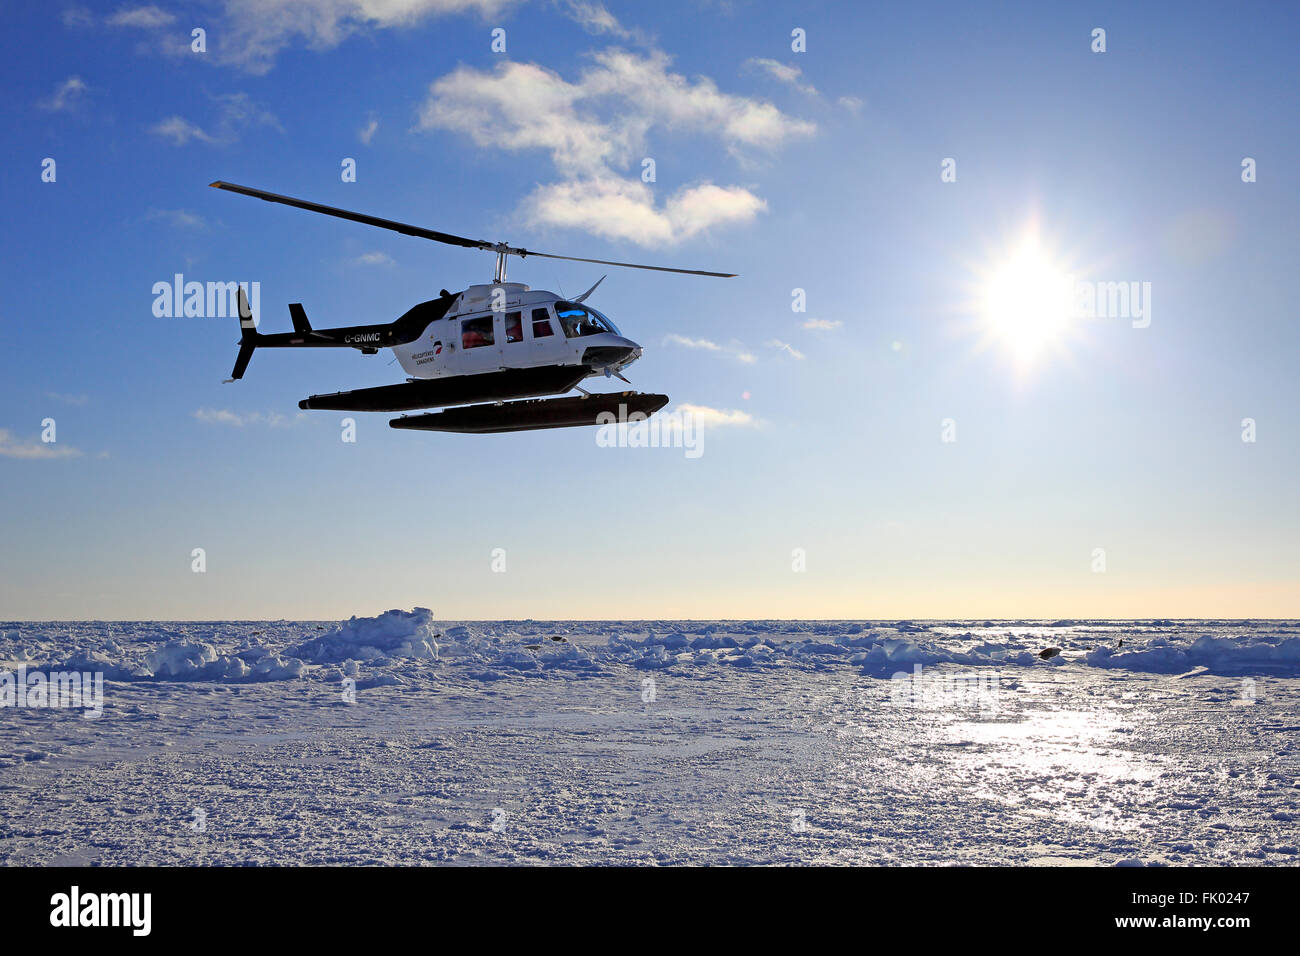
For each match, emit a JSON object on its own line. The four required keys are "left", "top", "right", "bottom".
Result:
{"left": 581, "top": 335, "right": 641, "bottom": 369}
{"left": 582, "top": 345, "right": 636, "bottom": 367}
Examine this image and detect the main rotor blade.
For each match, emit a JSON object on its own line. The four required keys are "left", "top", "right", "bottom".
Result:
{"left": 210, "top": 181, "right": 737, "bottom": 277}
{"left": 523, "top": 250, "right": 736, "bottom": 278}
{"left": 210, "top": 181, "right": 492, "bottom": 250}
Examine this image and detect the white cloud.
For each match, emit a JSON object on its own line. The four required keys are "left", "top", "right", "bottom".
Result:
{"left": 45, "top": 392, "right": 90, "bottom": 406}
{"left": 663, "top": 333, "right": 723, "bottom": 352}
{"left": 150, "top": 93, "right": 281, "bottom": 146}
{"left": 418, "top": 60, "right": 616, "bottom": 178}
{"left": 61, "top": 7, "right": 96, "bottom": 28}
{"left": 418, "top": 50, "right": 816, "bottom": 165}
{"left": 639, "top": 403, "right": 759, "bottom": 434}
{"left": 66, "top": 1, "right": 514, "bottom": 72}
{"left": 582, "top": 49, "right": 815, "bottom": 151}
{"left": 525, "top": 178, "right": 765, "bottom": 246}
{"left": 417, "top": 50, "right": 811, "bottom": 246}
{"left": 0, "top": 429, "right": 82, "bottom": 459}
{"left": 766, "top": 339, "right": 805, "bottom": 360}
{"left": 150, "top": 116, "right": 216, "bottom": 145}
{"left": 675, "top": 404, "right": 757, "bottom": 428}
{"left": 78, "top": 1, "right": 654, "bottom": 75}
{"left": 39, "top": 76, "right": 88, "bottom": 112}
{"left": 354, "top": 251, "right": 394, "bottom": 266}
{"left": 801, "top": 318, "right": 841, "bottom": 330}
{"left": 107, "top": 5, "right": 177, "bottom": 28}
{"left": 194, "top": 408, "right": 303, "bottom": 427}
{"left": 210, "top": 91, "right": 282, "bottom": 133}
{"left": 358, "top": 113, "right": 379, "bottom": 144}
{"left": 660, "top": 183, "right": 767, "bottom": 240}
{"left": 559, "top": 0, "right": 649, "bottom": 44}
{"left": 663, "top": 334, "right": 755, "bottom": 364}
{"left": 837, "top": 95, "right": 864, "bottom": 113}
{"left": 147, "top": 208, "right": 208, "bottom": 229}
{"left": 214, "top": 0, "right": 515, "bottom": 73}
{"left": 745, "top": 58, "right": 817, "bottom": 96}
{"left": 194, "top": 408, "right": 246, "bottom": 426}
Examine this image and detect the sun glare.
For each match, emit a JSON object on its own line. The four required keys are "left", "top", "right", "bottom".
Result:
{"left": 978, "top": 236, "right": 1073, "bottom": 365}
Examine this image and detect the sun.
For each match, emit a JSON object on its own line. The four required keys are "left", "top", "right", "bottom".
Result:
{"left": 978, "top": 235, "right": 1073, "bottom": 365}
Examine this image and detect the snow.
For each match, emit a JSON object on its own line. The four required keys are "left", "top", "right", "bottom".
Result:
{"left": 31, "top": 616, "right": 1297, "bottom": 685}
{"left": 1, "top": 614, "right": 1298, "bottom": 864}
{"left": 1087, "top": 633, "right": 1300, "bottom": 674}
{"left": 289, "top": 607, "right": 440, "bottom": 663}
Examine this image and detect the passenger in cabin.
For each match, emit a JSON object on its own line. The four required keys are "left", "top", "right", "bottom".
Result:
{"left": 461, "top": 316, "right": 494, "bottom": 349}
{"left": 557, "top": 308, "right": 582, "bottom": 338}
{"left": 555, "top": 303, "right": 619, "bottom": 338}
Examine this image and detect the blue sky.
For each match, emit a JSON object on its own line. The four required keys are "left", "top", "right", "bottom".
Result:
{"left": 1, "top": 1, "right": 1297, "bottom": 620}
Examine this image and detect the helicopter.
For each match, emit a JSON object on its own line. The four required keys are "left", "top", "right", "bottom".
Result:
{"left": 208, "top": 182, "right": 735, "bottom": 433}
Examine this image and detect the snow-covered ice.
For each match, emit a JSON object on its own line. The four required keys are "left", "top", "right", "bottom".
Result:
{"left": 1, "top": 614, "right": 1297, "bottom": 864}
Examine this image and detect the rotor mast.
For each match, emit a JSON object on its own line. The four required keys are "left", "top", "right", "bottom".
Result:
{"left": 489, "top": 242, "right": 529, "bottom": 283}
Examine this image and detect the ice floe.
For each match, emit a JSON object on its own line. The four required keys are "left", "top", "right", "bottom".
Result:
{"left": 289, "top": 607, "right": 440, "bottom": 663}
{"left": 3, "top": 613, "right": 1298, "bottom": 686}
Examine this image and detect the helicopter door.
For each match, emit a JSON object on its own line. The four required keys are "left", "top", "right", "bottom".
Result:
{"left": 501, "top": 309, "right": 529, "bottom": 367}
{"left": 528, "top": 306, "right": 558, "bottom": 365}
{"left": 457, "top": 313, "right": 502, "bottom": 374}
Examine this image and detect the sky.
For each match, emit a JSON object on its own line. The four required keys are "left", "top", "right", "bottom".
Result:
{"left": 1, "top": 1, "right": 1297, "bottom": 621}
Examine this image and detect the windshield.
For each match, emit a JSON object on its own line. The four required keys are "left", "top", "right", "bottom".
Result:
{"left": 554, "top": 301, "right": 619, "bottom": 338}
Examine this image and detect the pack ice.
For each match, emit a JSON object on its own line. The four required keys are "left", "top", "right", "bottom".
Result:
{"left": 2, "top": 614, "right": 1298, "bottom": 865}
{"left": 6, "top": 613, "right": 1299, "bottom": 685}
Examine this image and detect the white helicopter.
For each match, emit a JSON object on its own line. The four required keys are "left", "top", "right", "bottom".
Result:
{"left": 209, "top": 182, "right": 735, "bottom": 433}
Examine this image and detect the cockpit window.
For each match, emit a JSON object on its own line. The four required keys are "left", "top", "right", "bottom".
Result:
{"left": 554, "top": 301, "right": 618, "bottom": 338}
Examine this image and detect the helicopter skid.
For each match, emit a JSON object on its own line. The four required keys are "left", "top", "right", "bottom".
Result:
{"left": 389, "top": 391, "right": 670, "bottom": 434}
{"left": 298, "top": 365, "right": 591, "bottom": 412}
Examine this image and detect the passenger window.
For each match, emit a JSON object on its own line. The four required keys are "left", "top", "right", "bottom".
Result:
{"left": 531, "top": 307, "right": 554, "bottom": 338}
{"left": 504, "top": 311, "right": 523, "bottom": 343}
{"left": 461, "top": 315, "right": 494, "bottom": 349}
